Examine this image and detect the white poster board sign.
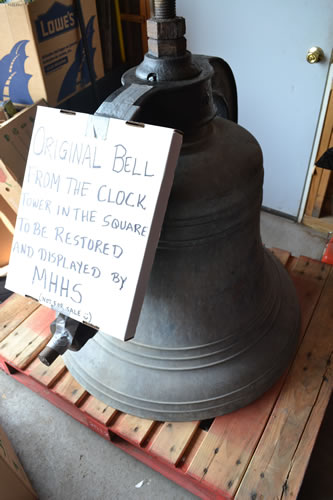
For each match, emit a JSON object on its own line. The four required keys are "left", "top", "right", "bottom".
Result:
{"left": 5, "top": 106, "right": 182, "bottom": 340}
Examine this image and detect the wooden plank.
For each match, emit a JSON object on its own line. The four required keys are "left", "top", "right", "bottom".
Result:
{"left": 181, "top": 428, "right": 207, "bottom": 471}
{"left": 120, "top": 13, "right": 145, "bottom": 23}
{"left": 314, "top": 89, "right": 332, "bottom": 161}
{"left": 313, "top": 169, "right": 332, "bottom": 217}
{"left": 284, "top": 362, "right": 332, "bottom": 499}
{"left": 291, "top": 255, "right": 330, "bottom": 280}
{"left": 186, "top": 378, "right": 285, "bottom": 496}
{"left": 141, "top": 0, "right": 151, "bottom": 18}
{"left": 305, "top": 89, "right": 333, "bottom": 216}
{"left": 305, "top": 166, "right": 323, "bottom": 215}
{"left": 312, "top": 129, "right": 333, "bottom": 217}
{"left": 0, "top": 294, "right": 40, "bottom": 342}
{"left": 0, "top": 250, "right": 329, "bottom": 500}
{"left": 270, "top": 247, "right": 291, "bottom": 267}
{"left": 140, "top": 0, "right": 150, "bottom": 53}
{"left": 81, "top": 396, "right": 117, "bottom": 426}
{"left": 235, "top": 267, "right": 333, "bottom": 499}
{"left": 0, "top": 306, "right": 54, "bottom": 369}
{"left": 52, "top": 371, "right": 87, "bottom": 405}
{"left": 302, "top": 213, "right": 333, "bottom": 234}
{"left": 149, "top": 421, "right": 199, "bottom": 466}
{"left": 186, "top": 255, "right": 329, "bottom": 496}
{"left": 27, "top": 355, "right": 66, "bottom": 387}
{"left": 111, "top": 413, "right": 155, "bottom": 446}
{"left": 290, "top": 257, "right": 330, "bottom": 343}
{"left": 96, "top": 0, "right": 113, "bottom": 73}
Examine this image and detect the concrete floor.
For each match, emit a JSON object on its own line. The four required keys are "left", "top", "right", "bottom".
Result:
{"left": 0, "top": 211, "right": 331, "bottom": 500}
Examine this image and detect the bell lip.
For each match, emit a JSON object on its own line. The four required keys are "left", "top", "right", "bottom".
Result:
{"left": 63, "top": 321, "right": 299, "bottom": 422}
{"left": 63, "top": 251, "right": 300, "bottom": 422}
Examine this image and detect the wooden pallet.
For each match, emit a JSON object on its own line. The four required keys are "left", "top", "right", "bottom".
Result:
{"left": 0, "top": 249, "right": 332, "bottom": 500}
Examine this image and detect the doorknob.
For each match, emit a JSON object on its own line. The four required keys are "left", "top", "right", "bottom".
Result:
{"left": 306, "top": 47, "right": 324, "bottom": 64}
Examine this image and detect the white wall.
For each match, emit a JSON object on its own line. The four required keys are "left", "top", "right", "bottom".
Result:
{"left": 177, "top": 0, "right": 333, "bottom": 217}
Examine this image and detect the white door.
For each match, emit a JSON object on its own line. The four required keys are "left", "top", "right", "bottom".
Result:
{"left": 177, "top": 0, "right": 333, "bottom": 218}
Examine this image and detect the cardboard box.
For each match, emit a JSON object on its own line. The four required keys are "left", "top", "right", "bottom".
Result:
{"left": 0, "top": 423, "right": 37, "bottom": 500}
{"left": 0, "top": 101, "right": 44, "bottom": 272}
{"left": 0, "top": 197, "right": 16, "bottom": 273}
{"left": 0, "top": 0, "right": 104, "bottom": 107}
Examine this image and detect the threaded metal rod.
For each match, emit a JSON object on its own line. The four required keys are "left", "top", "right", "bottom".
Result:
{"left": 154, "top": 0, "right": 176, "bottom": 19}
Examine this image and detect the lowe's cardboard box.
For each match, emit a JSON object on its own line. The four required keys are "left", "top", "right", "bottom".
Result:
{"left": 0, "top": 101, "right": 45, "bottom": 273}
{"left": 0, "top": 423, "right": 37, "bottom": 500}
{"left": 0, "top": 0, "right": 104, "bottom": 107}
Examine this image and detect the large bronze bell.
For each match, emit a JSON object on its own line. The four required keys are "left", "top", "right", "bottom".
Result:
{"left": 62, "top": 1, "right": 300, "bottom": 421}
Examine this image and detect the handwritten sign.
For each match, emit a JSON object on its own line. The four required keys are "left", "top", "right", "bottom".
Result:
{"left": 5, "top": 106, "right": 182, "bottom": 340}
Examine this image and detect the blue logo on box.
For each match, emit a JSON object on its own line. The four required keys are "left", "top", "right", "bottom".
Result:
{"left": 35, "top": 1, "right": 78, "bottom": 42}
{"left": 0, "top": 40, "right": 33, "bottom": 105}
{"left": 58, "top": 16, "right": 96, "bottom": 102}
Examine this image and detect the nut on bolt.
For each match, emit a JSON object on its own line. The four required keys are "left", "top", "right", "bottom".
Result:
{"left": 148, "top": 37, "right": 186, "bottom": 57}
{"left": 147, "top": 16, "right": 187, "bottom": 57}
{"left": 147, "top": 17, "right": 185, "bottom": 40}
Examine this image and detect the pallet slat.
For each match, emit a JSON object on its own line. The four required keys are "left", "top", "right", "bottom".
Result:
{"left": 0, "top": 306, "right": 54, "bottom": 369}
{"left": 0, "top": 253, "right": 331, "bottom": 500}
{"left": 235, "top": 268, "right": 333, "bottom": 499}
{"left": 283, "top": 363, "right": 333, "bottom": 499}
{"left": 149, "top": 421, "right": 200, "bottom": 466}
{"left": 27, "top": 355, "right": 66, "bottom": 387}
{"left": 0, "top": 294, "right": 40, "bottom": 343}
{"left": 292, "top": 255, "right": 330, "bottom": 280}
{"left": 82, "top": 396, "right": 117, "bottom": 426}
{"left": 52, "top": 371, "right": 87, "bottom": 405}
{"left": 111, "top": 413, "right": 155, "bottom": 446}
{"left": 290, "top": 259, "right": 330, "bottom": 344}
{"left": 187, "top": 257, "right": 329, "bottom": 496}
{"left": 270, "top": 247, "right": 291, "bottom": 267}
{"left": 187, "top": 379, "right": 285, "bottom": 496}
{"left": 181, "top": 428, "right": 207, "bottom": 471}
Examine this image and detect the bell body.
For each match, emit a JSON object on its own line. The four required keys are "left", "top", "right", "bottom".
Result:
{"left": 64, "top": 77, "right": 300, "bottom": 420}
